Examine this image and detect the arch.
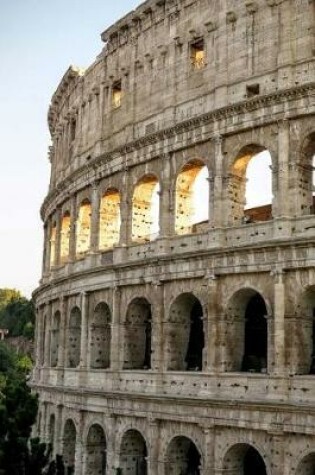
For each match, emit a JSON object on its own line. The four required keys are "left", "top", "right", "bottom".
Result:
{"left": 165, "top": 436, "right": 202, "bottom": 475}
{"left": 50, "top": 222, "right": 57, "bottom": 268}
{"left": 85, "top": 423, "right": 107, "bottom": 475}
{"left": 230, "top": 145, "right": 273, "bottom": 223}
{"left": 63, "top": 419, "right": 76, "bottom": 474}
{"left": 76, "top": 199, "right": 91, "bottom": 256}
{"left": 297, "top": 132, "right": 315, "bottom": 215}
{"left": 66, "top": 306, "right": 81, "bottom": 368}
{"left": 99, "top": 188, "right": 121, "bottom": 250}
{"left": 175, "top": 159, "right": 209, "bottom": 235}
{"left": 226, "top": 288, "right": 268, "bottom": 373}
{"left": 296, "top": 452, "right": 315, "bottom": 475}
{"left": 166, "top": 293, "right": 204, "bottom": 371}
{"left": 293, "top": 286, "right": 315, "bottom": 374}
{"left": 50, "top": 311, "right": 60, "bottom": 367}
{"left": 119, "top": 429, "right": 148, "bottom": 475}
{"left": 90, "top": 302, "right": 111, "bottom": 369}
{"left": 60, "top": 211, "right": 71, "bottom": 263}
{"left": 131, "top": 174, "right": 160, "bottom": 243}
{"left": 123, "top": 298, "right": 152, "bottom": 370}
{"left": 222, "top": 443, "right": 267, "bottom": 475}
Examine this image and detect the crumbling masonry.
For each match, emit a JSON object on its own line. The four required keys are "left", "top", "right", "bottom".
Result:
{"left": 32, "top": 0, "right": 315, "bottom": 473}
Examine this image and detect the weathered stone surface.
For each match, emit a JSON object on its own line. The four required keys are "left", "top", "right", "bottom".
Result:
{"left": 32, "top": 0, "right": 315, "bottom": 473}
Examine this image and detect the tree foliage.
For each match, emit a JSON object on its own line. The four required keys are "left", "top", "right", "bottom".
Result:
{"left": 0, "top": 289, "right": 35, "bottom": 339}
{"left": 0, "top": 343, "right": 64, "bottom": 474}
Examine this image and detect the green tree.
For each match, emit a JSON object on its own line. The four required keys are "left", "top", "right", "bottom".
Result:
{"left": 0, "top": 343, "right": 64, "bottom": 474}
{"left": 0, "top": 291, "right": 35, "bottom": 339}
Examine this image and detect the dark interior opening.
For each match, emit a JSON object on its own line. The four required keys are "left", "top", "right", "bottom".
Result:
{"left": 185, "top": 301, "right": 204, "bottom": 371}
{"left": 244, "top": 447, "right": 267, "bottom": 475}
{"left": 242, "top": 294, "right": 267, "bottom": 373}
{"left": 187, "top": 442, "right": 201, "bottom": 475}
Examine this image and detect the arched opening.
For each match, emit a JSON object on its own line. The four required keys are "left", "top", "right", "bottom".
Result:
{"left": 60, "top": 212, "right": 71, "bottom": 263}
{"left": 131, "top": 175, "right": 160, "bottom": 243}
{"left": 76, "top": 199, "right": 91, "bottom": 257}
{"left": 50, "top": 311, "right": 60, "bottom": 367}
{"left": 63, "top": 419, "right": 76, "bottom": 475}
{"left": 49, "top": 414, "right": 55, "bottom": 446}
{"left": 293, "top": 287, "right": 315, "bottom": 375}
{"left": 226, "top": 289, "right": 268, "bottom": 373}
{"left": 99, "top": 188, "right": 121, "bottom": 250}
{"left": 165, "top": 436, "right": 201, "bottom": 475}
{"left": 50, "top": 222, "right": 57, "bottom": 268}
{"left": 296, "top": 452, "right": 315, "bottom": 475}
{"left": 175, "top": 160, "right": 209, "bottom": 235}
{"left": 123, "top": 298, "right": 152, "bottom": 370}
{"left": 223, "top": 443, "right": 267, "bottom": 475}
{"left": 90, "top": 302, "right": 111, "bottom": 369}
{"left": 85, "top": 424, "right": 107, "bottom": 475}
{"left": 167, "top": 294, "right": 204, "bottom": 371}
{"left": 66, "top": 307, "right": 81, "bottom": 368}
{"left": 298, "top": 133, "right": 315, "bottom": 215}
{"left": 230, "top": 146, "right": 272, "bottom": 223}
{"left": 119, "top": 430, "right": 147, "bottom": 475}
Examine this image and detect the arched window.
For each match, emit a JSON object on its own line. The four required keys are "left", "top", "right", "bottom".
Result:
{"left": 99, "top": 188, "right": 121, "bottom": 250}
{"left": 119, "top": 430, "right": 147, "bottom": 475}
{"left": 132, "top": 175, "right": 160, "bottom": 243}
{"left": 48, "top": 414, "right": 55, "bottom": 446}
{"left": 223, "top": 444, "right": 267, "bottom": 475}
{"left": 60, "top": 212, "right": 71, "bottom": 263}
{"left": 165, "top": 436, "right": 201, "bottom": 475}
{"left": 66, "top": 307, "right": 81, "bottom": 368}
{"left": 175, "top": 160, "right": 209, "bottom": 235}
{"left": 226, "top": 289, "right": 268, "bottom": 373}
{"left": 90, "top": 302, "right": 111, "bottom": 369}
{"left": 50, "top": 222, "right": 57, "bottom": 268}
{"left": 230, "top": 146, "right": 272, "bottom": 223}
{"left": 297, "top": 453, "right": 315, "bottom": 475}
{"left": 123, "top": 298, "right": 152, "bottom": 370}
{"left": 293, "top": 287, "right": 315, "bottom": 375}
{"left": 167, "top": 293, "right": 204, "bottom": 371}
{"left": 85, "top": 424, "right": 107, "bottom": 475}
{"left": 76, "top": 199, "right": 91, "bottom": 257}
{"left": 50, "top": 311, "right": 60, "bottom": 368}
{"left": 63, "top": 419, "right": 76, "bottom": 474}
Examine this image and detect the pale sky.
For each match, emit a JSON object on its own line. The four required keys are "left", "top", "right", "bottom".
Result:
{"left": 0, "top": 0, "right": 140, "bottom": 297}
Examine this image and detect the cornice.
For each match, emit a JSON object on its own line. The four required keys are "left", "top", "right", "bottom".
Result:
{"left": 41, "top": 82, "right": 315, "bottom": 219}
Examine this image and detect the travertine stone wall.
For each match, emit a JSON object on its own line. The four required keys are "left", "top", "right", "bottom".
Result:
{"left": 32, "top": 0, "right": 315, "bottom": 474}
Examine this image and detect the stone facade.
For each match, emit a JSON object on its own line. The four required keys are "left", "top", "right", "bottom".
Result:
{"left": 32, "top": 0, "right": 315, "bottom": 473}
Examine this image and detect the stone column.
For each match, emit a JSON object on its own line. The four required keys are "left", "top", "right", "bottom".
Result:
{"left": 42, "top": 224, "right": 49, "bottom": 276}
{"left": 69, "top": 195, "right": 77, "bottom": 261}
{"left": 160, "top": 154, "right": 172, "bottom": 238}
{"left": 206, "top": 276, "right": 220, "bottom": 372}
{"left": 275, "top": 119, "right": 290, "bottom": 218}
{"left": 200, "top": 426, "right": 215, "bottom": 474}
{"left": 90, "top": 181, "right": 101, "bottom": 253}
{"left": 74, "top": 411, "right": 85, "bottom": 475}
{"left": 111, "top": 286, "right": 121, "bottom": 372}
{"left": 45, "top": 220, "right": 52, "bottom": 273}
{"left": 272, "top": 269, "right": 285, "bottom": 375}
{"left": 44, "top": 302, "right": 52, "bottom": 367}
{"left": 54, "top": 206, "right": 62, "bottom": 266}
{"left": 119, "top": 169, "right": 131, "bottom": 246}
{"left": 212, "top": 134, "right": 224, "bottom": 227}
{"left": 35, "top": 306, "right": 43, "bottom": 367}
{"left": 150, "top": 282, "right": 163, "bottom": 372}
{"left": 148, "top": 418, "right": 160, "bottom": 475}
{"left": 268, "top": 431, "right": 285, "bottom": 475}
{"left": 54, "top": 404, "right": 63, "bottom": 456}
{"left": 80, "top": 292, "right": 89, "bottom": 368}
{"left": 57, "top": 296, "right": 67, "bottom": 369}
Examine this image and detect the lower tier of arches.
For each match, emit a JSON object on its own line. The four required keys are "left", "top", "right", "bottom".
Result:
{"left": 35, "top": 394, "right": 315, "bottom": 475}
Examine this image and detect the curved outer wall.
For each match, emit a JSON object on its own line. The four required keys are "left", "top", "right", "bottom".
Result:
{"left": 33, "top": 0, "right": 315, "bottom": 474}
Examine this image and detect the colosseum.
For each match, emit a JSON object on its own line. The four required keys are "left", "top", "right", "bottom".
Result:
{"left": 32, "top": 0, "right": 315, "bottom": 473}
